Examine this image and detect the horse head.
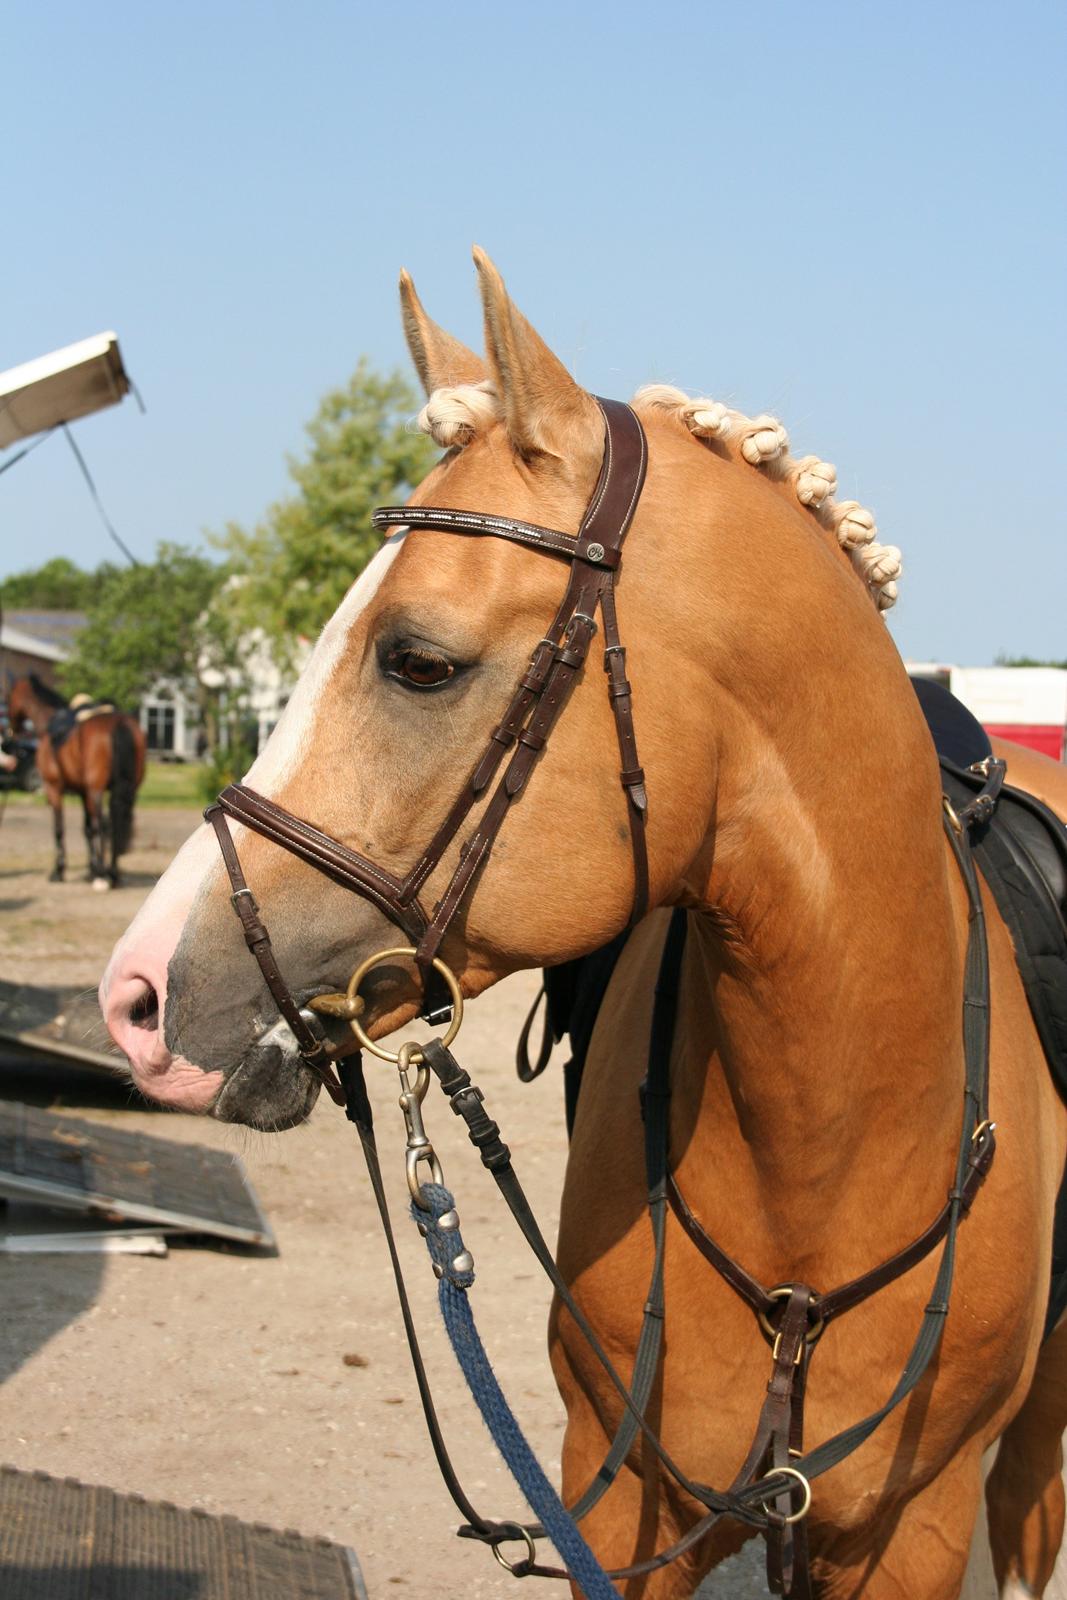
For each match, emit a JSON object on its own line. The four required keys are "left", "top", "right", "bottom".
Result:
{"left": 8, "top": 674, "right": 57, "bottom": 735}
{"left": 101, "top": 250, "right": 902, "bottom": 1129}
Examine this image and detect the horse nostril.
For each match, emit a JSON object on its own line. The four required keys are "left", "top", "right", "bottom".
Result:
{"left": 128, "top": 985, "right": 160, "bottom": 1032}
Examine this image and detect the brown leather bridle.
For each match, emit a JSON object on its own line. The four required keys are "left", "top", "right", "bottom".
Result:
{"left": 205, "top": 398, "right": 648, "bottom": 1103}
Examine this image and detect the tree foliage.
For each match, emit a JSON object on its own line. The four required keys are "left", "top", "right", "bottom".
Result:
{"left": 2, "top": 555, "right": 117, "bottom": 610}
{"left": 995, "top": 654, "right": 1067, "bottom": 670}
{"left": 212, "top": 360, "right": 435, "bottom": 667}
{"left": 58, "top": 544, "right": 228, "bottom": 708}
{"left": 4, "top": 360, "right": 434, "bottom": 752}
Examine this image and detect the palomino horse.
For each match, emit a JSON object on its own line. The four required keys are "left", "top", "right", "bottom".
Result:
{"left": 10, "top": 675, "right": 146, "bottom": 888}
{"left": 102, "top": 252, "right": 1067, "bottom": 1597}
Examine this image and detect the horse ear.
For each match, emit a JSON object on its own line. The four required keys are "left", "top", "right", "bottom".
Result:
{"left": 399, "top": 269, "right": 486, "bottom": 396}
{"left": 472, "top": 246, "right": 602, "bottom": 461}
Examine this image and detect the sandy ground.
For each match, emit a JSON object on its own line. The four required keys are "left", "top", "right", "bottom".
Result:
{"left": 0, "top": 797, "right": 1058, "bottom": 1599}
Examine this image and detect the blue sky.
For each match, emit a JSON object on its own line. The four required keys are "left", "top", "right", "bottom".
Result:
{"left": 2, "top": 0, "right": 1064, "bottom": 664}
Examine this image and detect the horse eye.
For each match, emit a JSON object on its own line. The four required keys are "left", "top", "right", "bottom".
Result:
{"left": 387, "top": 648, "right": 455, "bottom": 689}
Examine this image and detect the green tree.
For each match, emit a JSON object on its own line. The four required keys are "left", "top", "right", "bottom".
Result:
{"left": 212, "top": 360, "right": 435, "bottom": 668}
{"left": 2, "top": 555, "right": 117, "bottom": 609}
{"left": 995, "top": 654, "right": 1067, "bottom": 670}
{"left": 59, "top": 544, "right": 228, "bottom": 709}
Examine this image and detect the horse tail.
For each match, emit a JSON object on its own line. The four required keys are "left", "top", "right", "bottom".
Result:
{"left": 110, "top": 718, "right": 138, "bottom": 859}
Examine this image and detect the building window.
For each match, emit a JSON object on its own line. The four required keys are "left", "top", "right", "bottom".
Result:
{"left": 145, "top": 705, "right": 176, "bottom": 752}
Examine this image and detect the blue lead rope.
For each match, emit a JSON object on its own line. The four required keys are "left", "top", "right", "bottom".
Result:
{"left": 413, "top": 1182, "right": 620, "bottom": 1599}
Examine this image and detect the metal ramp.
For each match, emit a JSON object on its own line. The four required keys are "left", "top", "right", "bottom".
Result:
{"left": 0, "top": 980, "right": 117, "bottom": 1070}
{"left": 0, "top": 1102, "right": 274, "bottom": 1250}
{"left": 0, "top": 1464, "right": 368, "bottom": 1599}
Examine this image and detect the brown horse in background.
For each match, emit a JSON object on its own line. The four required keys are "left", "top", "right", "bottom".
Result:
{"left": 8, "top": 674, "right": 146, "bottom": 888}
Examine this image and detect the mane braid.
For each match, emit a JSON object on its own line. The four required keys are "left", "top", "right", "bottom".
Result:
{"left": 414, "top": 379, "right": 902, "bottom": 613}
{"left": 633, "top": 384, "right": 901, "bottom": 614}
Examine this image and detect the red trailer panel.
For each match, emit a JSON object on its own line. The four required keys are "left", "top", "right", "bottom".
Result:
{"left": 985, "top": 723, "right": 1065, "bottom": 762}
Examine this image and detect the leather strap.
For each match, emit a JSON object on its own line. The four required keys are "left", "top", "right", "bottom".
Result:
{"left": 515, "top": 984, "right": 554, "bottom": 1083}
{"left": 652, "top": 810, "right": 996, "bottom": 1595}
{"left": 213, "top": 782, "right": 430, "bottom": 945}
{"left": 666, "top": 1121, "right": 995, "bottom": 1332}
{"left": 206, "top": 804, "right": 346, "bottom": 1105}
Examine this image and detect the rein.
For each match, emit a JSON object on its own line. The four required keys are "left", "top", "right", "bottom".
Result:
{"left": 205, "top": 402, "right": 1001, "bottom": 1595}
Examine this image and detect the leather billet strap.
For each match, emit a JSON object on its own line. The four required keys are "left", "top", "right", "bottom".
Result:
{"left": 207, "top": 398, "right": 649, "bottom": 1033}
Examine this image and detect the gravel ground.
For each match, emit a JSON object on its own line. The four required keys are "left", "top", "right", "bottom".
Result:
{"left": 0, "top": 798, "right": 1050, "bottom": 1597}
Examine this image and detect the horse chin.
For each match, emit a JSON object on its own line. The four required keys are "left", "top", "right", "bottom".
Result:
{"left": 211, "top": 1033, "right": 322, "bottom": 1132}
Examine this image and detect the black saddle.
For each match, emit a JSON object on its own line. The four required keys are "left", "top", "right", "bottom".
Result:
{"left": 538, "top": 675, "right": 1067, "bottom": 1332}
{"left": 46, "top": 707, "right": 78, "bottom": 750}
{"left": 47, "top": 699, "right": 115, "bottom": 752}
{"left": 913, "top": 677, "right": 1067, "bottom": 1074}
{"left": 915, "top": 678, "right": 1067, "bottom": 1335}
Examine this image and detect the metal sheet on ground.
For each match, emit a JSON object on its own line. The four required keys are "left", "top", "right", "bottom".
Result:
{"left": 0, "top": 978, "right": 121, "bottom": 1072}
{"left": 0, "top": 1102, "right": 274, "bottom": 1249}
{"left": 0, "top": 1464, "right": 368, "bottom": 1600}
{"left": 0, "top": 1026, "right": 121, "bottom": 1077}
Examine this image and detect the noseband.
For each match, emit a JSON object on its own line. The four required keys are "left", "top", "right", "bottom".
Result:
{"left": 205, "top": 398, "right": 648, "bottom": 1099}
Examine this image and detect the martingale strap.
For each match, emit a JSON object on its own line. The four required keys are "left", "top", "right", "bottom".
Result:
{"left": 206, "top": 397, "right": 649, "bottom": 1053}
{"left": 653, "top": 795, "right": 998, "bottom": 1594}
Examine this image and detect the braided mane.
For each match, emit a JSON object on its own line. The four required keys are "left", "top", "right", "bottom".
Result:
{"left": 416, "top": 381, "right": 902, "bottom": 613}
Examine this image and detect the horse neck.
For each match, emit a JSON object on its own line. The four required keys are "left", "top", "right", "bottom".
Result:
{"left": 664, "top": 487, "right": 965, "bottom": 1280}
{"left": 17, "top": 682, "right": 56, "bottom": 729}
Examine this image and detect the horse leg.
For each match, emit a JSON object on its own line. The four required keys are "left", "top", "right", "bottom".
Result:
{"left": 83, "top": 792, "right": 110, "bottom": 890}
{"left": 986, "top": 1317, "right": 1067, "bottom": 1596}
{"left": 46, "top": 784, "right": 66, "bottom": 881}
{"left": 560, "top": 1464, "right": 713, "bottom": 1599}
{"left": 556, "top": 1382, "right": 750, "bottom": 1599}
{"left": 816, "top": 1445, "right": 985, "bottom": 1599}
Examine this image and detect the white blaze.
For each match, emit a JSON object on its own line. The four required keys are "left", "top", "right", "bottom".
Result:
{"left": 101, "top": 532, "right": 407, "bottom": 992}
{"left": 243, "top": 529, "right": 408, "bottom": 795}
